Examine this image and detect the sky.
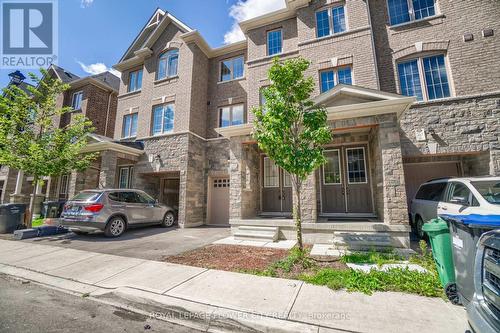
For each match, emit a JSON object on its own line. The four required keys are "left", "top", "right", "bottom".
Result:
{"left": 0, "top": 0, "right": 286, "bottom": 88}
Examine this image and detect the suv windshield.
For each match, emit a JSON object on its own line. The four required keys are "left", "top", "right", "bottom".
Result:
{"left": 471, "top": 181, "right": 500, "bottom": 205}
{"left": 71, "top": 191, "right": 101, "bottom": 202}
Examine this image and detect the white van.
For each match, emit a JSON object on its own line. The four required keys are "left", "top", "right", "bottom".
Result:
{"left": 410, "top": 177, "right": 500, "bottom": 238}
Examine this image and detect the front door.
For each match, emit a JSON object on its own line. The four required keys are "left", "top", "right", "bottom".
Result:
{"left": 208, "top": 177, "right": 230, "bottom": 225}
{"left": 321, "top": 145, "right": 374, "bottom": 215}
{"left": 262, "top": 157, "right": 292, "bottom": 214}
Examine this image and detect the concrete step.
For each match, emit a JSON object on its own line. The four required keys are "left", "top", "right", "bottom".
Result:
{"left": 234, "top": 226, "right": 279, "bottom": 242}
{"left": 332, "top": 232, "right": 393, "bottom": 251}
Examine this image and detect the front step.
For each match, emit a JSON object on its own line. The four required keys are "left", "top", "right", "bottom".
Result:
{"left": 332, "top": 232, "right": 393, "bottom": 251}
{"left": 234, "top": 226, "right": 279, "bottom": 242}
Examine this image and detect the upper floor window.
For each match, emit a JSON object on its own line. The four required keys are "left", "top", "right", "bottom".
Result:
{"left": 71, "top": 91, "right": 83, "bottom": 110}
{"left": 157, "top": 49, "right": 179, "bottom": 80}
{"left": 388, "top": 0, "right": 436, "bottom": 26}
{"left": 152, "top": 103, "right": 174, "bottom": 135}
{"left": 316, "top": 6, "right": 346, "bottom": 38}
{"left": 122, "top": 113, "right": 138, "bottom": 138}
{"left": 220, "top": 56, "right": 245, "bottom": 82}
{"left": 397, "top": 54, "right": 450, "bottom": 101}
{"left": 219, "top": 104, "right": 244, "bottom": 128}
{"left": 267, "top": 29, "right": 282, "bottom": 56}
{"left": 320, "top": 66, "right": 352, "bottom": 93}
{"left": 128, "top": 69, "right": 143, "bottom": 92}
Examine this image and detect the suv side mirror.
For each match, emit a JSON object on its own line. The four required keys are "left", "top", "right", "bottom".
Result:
{"left": 450, "top": 196, "right": 469, "bottom": 206}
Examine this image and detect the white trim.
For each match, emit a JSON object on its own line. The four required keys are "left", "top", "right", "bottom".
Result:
{"left": 322, "top": 149, "right": 342, "bottom": 185}
{"left": 121, "top": 112, "right": 138, "bottom": 139}
{"left": 386, "top": 0, "right": 439, "bottom": 27}
{"left": 128, "top": 69, "right": 143, "bottom": 93}
{"left": 219, "top": 55, "right": 245, "bottom": 82}
{"left": 71, "top": 91, "right": 83, "bottom": 110}
{"left": 156, "top": 48, "right": 179, "bottom": 81}
{"left": 152, "top": 103, "right": 175, "bottom": 136}
{"left": 314, "top": 4, "right": 348, "bottom": 39}
{"left": 80, "top": 141, "right": 143, "bottom": 157}
{"left": 218, "top": 104, "right": 246, "bottom": 128}
{"left": 214, "top": 123, "right": 253, "bottom": 137}
{"left": 345, "top": 147, "right": 368, "bottom": 185}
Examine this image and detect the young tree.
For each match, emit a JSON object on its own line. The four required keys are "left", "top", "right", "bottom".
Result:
{"left": 253, "top": 58, "right": 332, "bottom": 250}
{"left": 0, "top": 69, "right": 97, "bottom": 228}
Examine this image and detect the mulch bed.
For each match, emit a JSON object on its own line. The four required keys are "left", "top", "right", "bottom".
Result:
{"left": 164, "top": 245, "right": 289, "bottom": 272}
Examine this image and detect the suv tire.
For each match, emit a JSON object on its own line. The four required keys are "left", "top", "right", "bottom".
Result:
{"left": 105, "top": 217, "right": 126, "bottom": 237}
{"left": 161, "top": 212, "right": 175, "bottom": 228}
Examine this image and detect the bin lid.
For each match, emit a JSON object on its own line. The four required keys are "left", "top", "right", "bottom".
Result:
{"left": 0, "top": 203, "right": 27, "bottom": 214}
{"left": 422, "top": 218, "right": 449, "bottom": 232}
{"left": 440, "top": 214, "right": 500, "bottom": 228}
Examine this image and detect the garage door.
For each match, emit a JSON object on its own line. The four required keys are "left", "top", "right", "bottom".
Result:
{"left": 404, "top": 162, "right": 461, "bottom": 206}
{"left": 208, "top": 178, "right": 230, "bottom": 225}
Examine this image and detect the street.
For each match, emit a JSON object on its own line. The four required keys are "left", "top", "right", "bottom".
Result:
{"left": 0, "top": 274, "right": 201, "bottom": 333}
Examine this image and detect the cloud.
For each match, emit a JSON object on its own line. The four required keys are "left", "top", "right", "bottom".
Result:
{"left": 77, "top": 61, "right": 121, "bottom": 78}
{"left": 224, "top": 0, "right": 285, "bottom": 44}
{"left": 81, "top": 0, "right": 94, "bottom": 8}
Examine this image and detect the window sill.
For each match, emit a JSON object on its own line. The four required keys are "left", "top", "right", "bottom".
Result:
{"left": 412, "top": 95, "right": 458, "bottom": 106}
{"left": 120, "top": 136, "right": 137, "bottom": 141}
{"left": 154, "top": 76, "right": 179, "bottom": 85}
{"left": 217, "top": 77, "right": 246, "bottom": 85}
{"left": 298, "top": 26, "right": 371, "bottom": 48}
{"left": 118, "top": 90, "right": 142, "bottom": 99}
{"left": 389, "top": 14, "right": 445, "bottom": 30}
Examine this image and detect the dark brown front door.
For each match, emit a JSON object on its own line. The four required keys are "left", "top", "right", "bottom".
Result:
{"left": 262, "top": 157, "right": 292, "bottom": 214}
{"left": 321, "top": 146, "right": 373, "bottom": 215}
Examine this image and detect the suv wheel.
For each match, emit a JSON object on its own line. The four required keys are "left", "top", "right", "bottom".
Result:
{"left": 161, "top": 212, "right": 175, "bottom": 228}
{"left": 105, "top": 217, "right": 126, "bottom": 237}
{"left": 416, "top": 216, "right": 426, "bottom": 239}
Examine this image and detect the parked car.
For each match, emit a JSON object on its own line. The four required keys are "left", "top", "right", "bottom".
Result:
{"left": 60, "top": 189, "right": 176, "bottom": 237}
{"left": 467, "top": 230, "right": 500, "bottom": 333}
{"left": 410, "top": 177, "right": 500, "bottom": 238}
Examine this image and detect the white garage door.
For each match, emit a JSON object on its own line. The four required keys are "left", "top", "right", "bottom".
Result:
{"left": 404, "top": 162, "right": 461, "bottom": 206}
{"left": 208, "top": 178, "right": 230, "bottom": 225}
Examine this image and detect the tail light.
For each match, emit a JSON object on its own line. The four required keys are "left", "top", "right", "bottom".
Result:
{"left": 84, "top": 203, "right": 104, "bottom": 213}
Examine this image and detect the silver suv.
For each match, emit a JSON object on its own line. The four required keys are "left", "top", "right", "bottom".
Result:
{"left": 60, "top": 189, "right": 176, "bottom": 237}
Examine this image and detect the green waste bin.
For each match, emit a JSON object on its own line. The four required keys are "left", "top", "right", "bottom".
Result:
{"left": 422, "top": 218, "right": 460, "bottom": 304}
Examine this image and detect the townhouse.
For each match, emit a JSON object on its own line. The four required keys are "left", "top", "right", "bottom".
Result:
{"left": 55, "top": 0, "right": 500, "bottom": 247}
{"left": 0, "top": 65, "right": 120, "bottom": 216}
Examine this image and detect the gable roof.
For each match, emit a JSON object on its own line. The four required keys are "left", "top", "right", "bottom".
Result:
{"left": 48, "top": 65, "right": 80, "bottom": 83}
{"left": 312, "top": 84, "right": 410, "bottom": 107}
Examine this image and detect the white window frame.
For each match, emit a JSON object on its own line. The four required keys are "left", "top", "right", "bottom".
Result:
{"left": 396, "top": 53, "right": 452, "bottom": 102}
{"left": 71, "top": 91, "right": 83, "bottom": 110}
{"left": 128, "top": 69, "right": 143, "bottom": 92}
{"left": 218, "top": 104, "right": 246, "bottom": 128}
{"left": 152, "top": 103, "right": 175, "bottom": 136}
{"left": 323, "top": 149, "right": 342, "bottom": 185}
{"left": 282, "top": 170, "right": 292, "bottom": 188}
{"left": 266, "top": 28, "right": 283, "bottom": 56}
{"left": 219, "top": 55, "right": 245, "bottom": 82}
{"left": 122, "top": 113, "right": 138, "bottom": 138}
{"left": 263, "top": 157, "right": 279, "bottom": 188}
{"left": 345, "top": 147, "right": 368, "bottom": 185}
{"left": 157, "top": 49, "right": 179, "bottom": 80}
{"left": 315, "top": 4, "right": 348, "bottom": 38}
{"left": 386, "top": 0, "right": 439, "bottom": 27}
{"left": 118, "top": 166, "right": 134, "bottom": 189}
{"left": 319, "top": 65, "right": 353, "bottom": 93}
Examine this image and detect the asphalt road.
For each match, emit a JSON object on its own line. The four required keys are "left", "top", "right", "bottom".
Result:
{"left": 0, "top": 274, "right": 202, "bottom": 333}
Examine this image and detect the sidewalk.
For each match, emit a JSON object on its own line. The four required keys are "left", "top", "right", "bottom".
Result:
{"left": 0, "top": 239, "right": 467, "bottom": 333}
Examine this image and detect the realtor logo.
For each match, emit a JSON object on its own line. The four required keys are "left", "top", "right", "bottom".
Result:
{"left": 1, "top": 0, "right": 58, "bottom": 69}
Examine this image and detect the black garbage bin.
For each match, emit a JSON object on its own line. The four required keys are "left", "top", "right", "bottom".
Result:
{"left": 41, "top": 200, "right": 66, "bottom": 218}
{"left": 0, "top": 204, "right": 27, "bottom": 234}
{"left": 441, "top": 214, "right": 500, "bottom": 306}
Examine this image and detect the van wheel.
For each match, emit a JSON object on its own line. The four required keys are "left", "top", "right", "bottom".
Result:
{"left": 105, "top": 217, "right": 126, "bottom": 237}
{"left": 416, "top": 216, "right": 426, "bottom": 239}
{"left": 161, "top": 212, "right": 175, "bottom": 228}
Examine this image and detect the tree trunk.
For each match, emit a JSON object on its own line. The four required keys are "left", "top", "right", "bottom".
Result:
{"left": 293, "top": 181, "right": 303, "bottom": 251}
{"left": 27, "top": 175, "right": 38, "bottom": 229}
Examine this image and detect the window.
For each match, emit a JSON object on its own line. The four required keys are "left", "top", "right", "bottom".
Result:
{"left": 128, "top": 69, "right": 143, "bottom": 92}
{"left": 59, "top": 175, "right": 69, "bottom": 195}
{"left": 316, "top": 6, "right": 346, "bottom": 38}
{"left": 219, "top": 104, "right": 244, "bottom": 128}
{"left": 122, "top": 113, "right": 138, "bottom": 138}
{"left": 346, "top": 148, "right": 367, "bottom": 184}
{"left": 283, "top": 171, "right": 292, "bottom": 187}
{"left": 267, "top": 29, "right": 282, "bottom": 56}
{"left": 471, "top": 181, "right": 500, "bottom": 205}
{"left": 446, "top": 182, "right": 471, "bottom": 205}
{"left": 71, "top": 91, "right": 83, "bottom": 110}
{"left": 220, "top": 56, "right": 244, "bottom": 82}
{"left": 323, "top": 150, "right": 341, "bottom": 184}
{"left": 260, "top": 87, "right": 269, "bottom": 114}
{"left": 118, "top": 166, "right": 134, "bottom": 189}
{"left": 263, "top": 157, "right": 279, "bottom": 187}
{"left": 387, "top": 0, "right": 436, "bottom": 26}
{"left": 397, "top": 54, "right": 450, "bottom": 101}
{"left": 415, "top": 182, "right": 447, "bottom": 201}
{"left": 152, "top": 103, "right": 175, "bottom": 135}
{"left": 320, "top": 66, "right": 352, "bottom": 93}
{"left": 157, "top": 49, "right": 179, "bottom": 80}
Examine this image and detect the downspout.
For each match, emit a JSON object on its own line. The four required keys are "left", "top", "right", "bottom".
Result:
{"left": 366, "top": 0, "right": 381, "bottom": 90}
{"left": 104, "top": 90, "right": 113, "bottom": 137}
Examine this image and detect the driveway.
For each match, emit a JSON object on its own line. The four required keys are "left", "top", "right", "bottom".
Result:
{"left": 15, "top": 225, "right": 230, "bottom": 261}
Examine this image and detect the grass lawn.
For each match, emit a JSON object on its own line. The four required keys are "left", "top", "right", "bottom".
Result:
{"left": 165, "top": 241, "right": 444, "bottom": 298}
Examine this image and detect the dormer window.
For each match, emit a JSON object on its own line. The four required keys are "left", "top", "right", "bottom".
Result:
{"left": 157, "top": 49, "right": 179, "bottom": 80}
{"left": 316, "top": 5, "right": 346, "bottom": 38}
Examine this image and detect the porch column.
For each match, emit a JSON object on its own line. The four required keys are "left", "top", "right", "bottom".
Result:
{"left": 29, "top": 180, "right": 45, "bottom": 217}
{"left": 377, "top": 115, "right": 408, "bottom": 225}
{"left": 67, "top": 171, "right": 78, "bottom": 198}
{"left": 10, "top": 170, "right": 25, "bottom": 203}
{"left": 45, "top": 176, "right": 52, "bottom": 200}
{"left": 99, "top": 151, "right": 117, "bottom": 189}
{"left": 490, "top": 146, "right": 500, "bottom": 176}
{"left": 292, "top": 173, "right": 317, "bottom": 224}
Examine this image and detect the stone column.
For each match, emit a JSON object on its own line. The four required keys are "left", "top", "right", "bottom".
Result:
{"left": 292, "top": 173, "right": 317, "bottom": 224}
{"left": 67, "top": 171, "right": 78, "bottom": 198}
{"left": 99, "top": 151, "right": 118, "bottom": 189}
{"left": 29, "top": 180, "right": 45, "bottom": 217}
{"left": 229, "top": 137, "right": 245, "bottom": 221}
{"left": 377, "top": 115, "right": 408, "bottom": 225}
{"left": 10, "top": 170, "right": 25, "bottom": 203}
{"left": 490, "top": 147, "right": 500, "bottom": 176}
